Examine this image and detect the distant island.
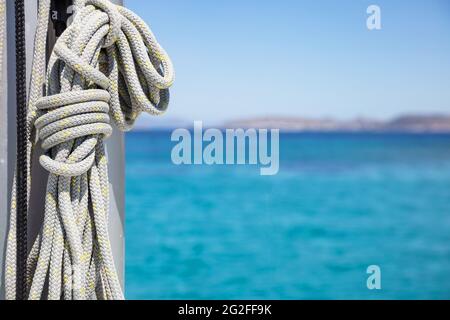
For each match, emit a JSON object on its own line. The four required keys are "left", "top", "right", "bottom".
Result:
{"left": 224, "top": 114, "right": 450, "bottom": 133}
{"left": 133, "top": 114, "right": 450, "bottom": 133}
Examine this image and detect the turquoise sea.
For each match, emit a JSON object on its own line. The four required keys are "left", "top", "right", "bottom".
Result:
{"left": 125, "top": 131, "right": 450, "bottom": 300}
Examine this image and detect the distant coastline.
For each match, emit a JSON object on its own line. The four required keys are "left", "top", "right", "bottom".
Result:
{"left": 134, "top": 114, "right": 450, "bottom": 133}
{"left": 224, "top": 114, "right": 450, "bottom": 133}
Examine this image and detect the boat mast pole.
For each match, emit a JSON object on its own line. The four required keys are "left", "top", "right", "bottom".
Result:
{"left": 105, "top": 0, "right": 125, "bottom": 294}
{"left": 0, "top": 0, "right": 125, "bottom": 299}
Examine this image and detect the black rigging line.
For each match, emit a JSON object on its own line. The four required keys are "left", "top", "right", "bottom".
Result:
{"left": 15, "top": 0, "right": 27, "bottom": 300}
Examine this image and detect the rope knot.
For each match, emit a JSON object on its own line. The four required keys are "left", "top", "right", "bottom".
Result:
{"left": 85, "top": 0, "right": 122, "bottom": 47}
{"left": 34, "top": 90, "right": 112, "bottom": 176}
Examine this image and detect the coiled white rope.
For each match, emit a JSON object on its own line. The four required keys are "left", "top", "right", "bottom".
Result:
{"left": 5, "top": 0, "right": 174, "bottom": 300}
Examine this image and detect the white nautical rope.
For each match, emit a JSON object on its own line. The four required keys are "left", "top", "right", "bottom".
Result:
{"left": 5, "top": 0, "right": 174, "bottom": 300}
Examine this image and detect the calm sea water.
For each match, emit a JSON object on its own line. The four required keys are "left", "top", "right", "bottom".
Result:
{"left": 125, "top": 131, "right": 450, "bottom": 299}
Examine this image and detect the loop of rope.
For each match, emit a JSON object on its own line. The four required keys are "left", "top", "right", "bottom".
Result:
{"left": 87, "top": 0, "right": 122, "bottom": 47}
{"left": 36, "top": 89, "right": 112, "bottom": 176}
{"left": 5, "top": 0, "right": 174, "bottom": 300}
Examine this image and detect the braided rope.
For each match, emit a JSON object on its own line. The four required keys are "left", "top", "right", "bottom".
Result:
{"left": 15, "top": 0, "right": 29, "bottom": 300}
{"left": 5, "top": 0, "right": 174, "bottom": 300}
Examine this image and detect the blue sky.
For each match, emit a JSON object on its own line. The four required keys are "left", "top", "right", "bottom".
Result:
{"left": 126, "top": 0, "right": 450, "bottom": 125}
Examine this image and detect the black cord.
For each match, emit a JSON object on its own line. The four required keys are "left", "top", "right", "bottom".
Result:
{"left": 15, "top": 0, "right": 27, "bottom": 301}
